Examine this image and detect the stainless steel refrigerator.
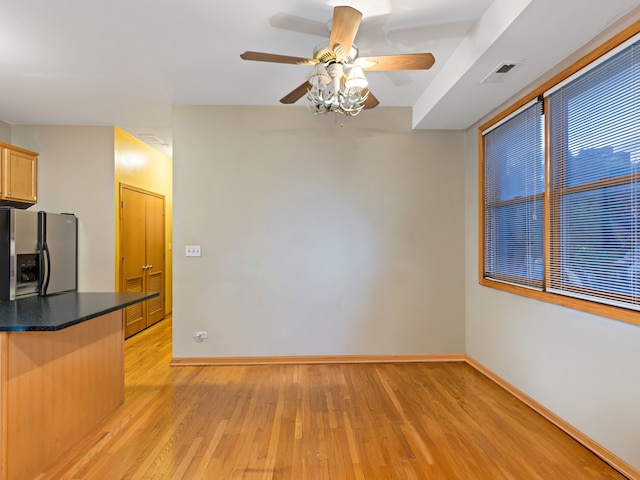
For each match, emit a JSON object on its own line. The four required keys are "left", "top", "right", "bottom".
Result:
{"left": 0, "top": 207, "right": 77, "bottom": 300}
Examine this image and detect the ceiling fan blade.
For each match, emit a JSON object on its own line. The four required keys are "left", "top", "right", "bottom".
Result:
{"left": 240, "top": 51, "right": 318, "bottom": 66}
{"left": 363, "top": 89, "right": 379, "bottom": 109}
{"left": 280, "top": 81, "right": 310, "bottom": 104}
{"left": 329, "top": 6, "right": 363, "bottom": 58}
{"left": 359, "top": 53, "right": 435, "bottom": 71}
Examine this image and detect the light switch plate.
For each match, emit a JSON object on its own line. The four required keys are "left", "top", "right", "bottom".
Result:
{"left": 185, "top": 245, "right": 201, "bottom": 257}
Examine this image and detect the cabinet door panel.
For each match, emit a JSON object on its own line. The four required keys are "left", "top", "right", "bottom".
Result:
{"left": 145, "top": 194, "right": 165, "bottom": 327}
{"left": 146, "top": 271, "right": 163, "bottom": 323}
{"left": 5, "top": 148, "right": 37, "bottom": 202}
{"left": 121, "top": 188, "right": 147, "bottom": 338}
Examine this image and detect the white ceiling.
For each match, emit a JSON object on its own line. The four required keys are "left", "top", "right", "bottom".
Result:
{"left": 1, "top": 0, "right": 639, "bottom": 157}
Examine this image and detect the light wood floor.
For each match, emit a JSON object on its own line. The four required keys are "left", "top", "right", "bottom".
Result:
{"left": 37, "top": 318, "right": 628, "bottom": 480}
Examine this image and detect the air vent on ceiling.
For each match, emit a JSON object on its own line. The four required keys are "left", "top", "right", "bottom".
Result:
{"left": 482, "top": 62, "right": 520, "bottom": 84}
{"left": 137, "top": 133, "right": 165, "bottom": 144}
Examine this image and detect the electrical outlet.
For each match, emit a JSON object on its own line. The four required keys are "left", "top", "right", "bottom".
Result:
{"left": 193, "top": 331, "right": 208, "bottom": 341}
{"left": 185, "top": 245, "right": 201, "bottom": 257}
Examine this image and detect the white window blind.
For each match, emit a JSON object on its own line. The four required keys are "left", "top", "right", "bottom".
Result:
{"left": 548, "top": 40, "right": 640, "bottom": 309}
{"left": 483, "top": 99, "right": 545, "bottom": 288}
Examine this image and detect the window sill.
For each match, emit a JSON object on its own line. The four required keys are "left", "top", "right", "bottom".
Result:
{"left": 479, "top": 277, "right": 640, "bottom": 328}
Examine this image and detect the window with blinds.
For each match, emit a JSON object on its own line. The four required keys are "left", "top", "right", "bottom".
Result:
{"left": 547, "top": 40, "right": 640, "bottom": 310}
{"left": 481, "top": 29, "right": 640, "bottom": 319}
{"left": 483, "top": 100, "right": 545, "bottom": 289}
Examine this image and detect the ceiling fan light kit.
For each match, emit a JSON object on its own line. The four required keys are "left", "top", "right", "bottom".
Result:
{"left": 307, "top": 62, "right": 369, "bottom": 116}
{"left": 240, "top": 5, "right": 435, "bottom": 117}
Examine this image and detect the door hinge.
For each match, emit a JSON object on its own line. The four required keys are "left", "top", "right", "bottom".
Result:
{"left": 121, "top": 257, "right": 125, "bottom": 264}
{"left": 121, "top": 201, "right": 125, "bottom": 208}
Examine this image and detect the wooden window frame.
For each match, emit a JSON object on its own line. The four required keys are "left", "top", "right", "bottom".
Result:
{"left": 478, "top": 19, "right": 640, "bottom": 328}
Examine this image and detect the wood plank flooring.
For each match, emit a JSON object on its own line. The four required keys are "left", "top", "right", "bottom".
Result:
{"left": 37, "top": 318, "right": 628, "bottom": 479}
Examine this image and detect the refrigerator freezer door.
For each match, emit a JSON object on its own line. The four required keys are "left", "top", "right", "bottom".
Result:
{"left": 41, "top": 212, "right": 77, "bottom": 295}
{"left": 0, "top": 208, "right": 39, "bottom": 300}
{"left": 14, "top": 210, "right": 39, "bottom": 254}
{"left": 13, "top": 210, "right": 40, "bottom": 298}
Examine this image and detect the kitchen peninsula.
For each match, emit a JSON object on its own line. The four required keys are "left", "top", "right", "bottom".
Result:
{"left": 0, "top": 291, "right": 157, "bottom": 480}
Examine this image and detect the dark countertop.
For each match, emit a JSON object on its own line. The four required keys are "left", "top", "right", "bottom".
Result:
{"left": 0, "top": 292, "right": 159, "bottom": 331}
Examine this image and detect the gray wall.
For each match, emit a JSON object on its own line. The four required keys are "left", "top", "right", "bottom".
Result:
{"left": 0, "top": 121, "right": 11, "bottom": 143}
{"left": 11, "top": 126, "right": 116, "bottom": 292}
{"left": 172, "top": 106, "right": 466, "bottom": 358}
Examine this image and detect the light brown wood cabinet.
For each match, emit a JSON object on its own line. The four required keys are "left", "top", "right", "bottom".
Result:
{"left": 0, "top": 142, "right": 37, "bottom": 207}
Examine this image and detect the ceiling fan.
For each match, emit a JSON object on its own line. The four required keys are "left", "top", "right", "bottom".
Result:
{"left": 240, "top": 6, "right": 435, "bottom": 116}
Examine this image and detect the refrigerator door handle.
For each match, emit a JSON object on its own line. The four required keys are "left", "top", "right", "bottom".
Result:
{"left": 42, "top": 242, "right": 51, "bottom": 295}
{"left": 38, "top": 210, "right": 52, "bottom": 296}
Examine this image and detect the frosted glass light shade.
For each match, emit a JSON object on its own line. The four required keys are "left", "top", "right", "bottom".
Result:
{"left": 345, "top": 65, "right": 368, "bottom": 90}
{"left": 308, "top": 63, "right": 331, "bottom": 86}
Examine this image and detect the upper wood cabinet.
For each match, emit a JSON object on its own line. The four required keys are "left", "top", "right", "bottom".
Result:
{"left": 0, "top": 142, "right": 37, "bottom": 207}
